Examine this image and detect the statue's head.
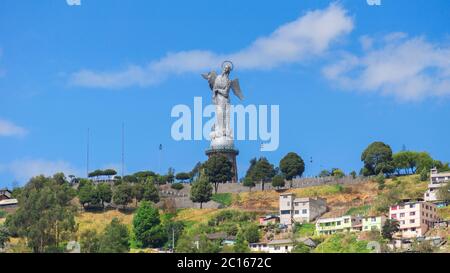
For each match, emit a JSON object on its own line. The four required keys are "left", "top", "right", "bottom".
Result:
{"left": 222, "top": 61, "right": 233, "bottom": 74}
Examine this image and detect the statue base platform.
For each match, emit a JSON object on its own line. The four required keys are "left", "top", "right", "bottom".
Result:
{"left": 205, "top": 145, "right": 239, "bottom": 183}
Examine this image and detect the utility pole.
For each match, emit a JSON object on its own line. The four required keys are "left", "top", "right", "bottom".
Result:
{"left": 122, "top": 123, "right": 125, "bottom": 177}
{"left": 86, "top": 128, "right": 90, "bottom": 178}
{"left": 172, "top": 227, "right": 175, "bottom": 253}
{"left": 159, "top": 144, "right": 163, "bottom": 175}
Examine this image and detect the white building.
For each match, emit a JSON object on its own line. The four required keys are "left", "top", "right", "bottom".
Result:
{"left": 250, "top": 238, "right": 316, "bottom": 253}
{"left": 279, "top": 193, "right": 327, "bottom": 226}
{"left": 424, "top": 168, "right": 450, "bottom": 202}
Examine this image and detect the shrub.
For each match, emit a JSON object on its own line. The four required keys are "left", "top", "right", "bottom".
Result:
{"left": 171, "top": 183, "right": 184, "bottom": 190}
{"left": 211, "top": 193, "right": 233, "bottom": 207}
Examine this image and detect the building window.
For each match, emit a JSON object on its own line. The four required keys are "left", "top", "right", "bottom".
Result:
{"left": 400, "top": 205, "right": 405, "bottom": 209}
{"left": 371, "top": 217, "right": 376, "bottom": 222}
{"left": 391, "top": 206, "right": 397, "bottom": 210}
{"left": 391, "top": 214, "right": 397, "bottom": 219}
{"left": 401, "top": 220, "right": 405, "bottom": 225}
{"left": 410, "top": 212, "right": 415, "bottom": 216}
{"left": 410, "top": 219, "right": 415, "bottom": 224}
{"left": 344, "top": 219, "right": 349, "bottom": 223}
{"left": 400, "top": 213, "right": 405, "bottom": 218}
{"left": 302, "top": 209, "right": 307, "bottom": 214}
{"left": 287, "top": 202, "right": 290, "bottom": 206}
{"left": 294, "top": 210, "right": 299, "bottom": 215}
{"left": 409, "top": 204, "right": 415, "bottom": 208}
{"left": 337, "top": 221, "right": 341, "bottom": 225}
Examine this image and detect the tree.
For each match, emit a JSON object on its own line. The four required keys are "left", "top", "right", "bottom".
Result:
{"left": 242, "top": 224, "right": 260, "bottom": 243}
{"left": 78, "top": 180, "right": 100, "bottom": 208}
{"left": 361, "top": 142, "right": 395, "bottom": 176}
{"left": 292, "top": 242, "right": 310, "bottom": 253}
{"left": 420, "top": 168, "right": 429, "bottom": 181}
{"left": 133, "top": 201, "right": 166, "bottom": 248}
{"left": 97, "top": 183, "right": 112, "bottom": 208}
{"left": 393, "top": 151, "right": 417, "bottom": 175}
{"left": 375, "top": 173, "right": 386, "bottom": 190}
{"left": 251, "top": 157, "right": 276, "bottom": 191}
{"left": 99, "top": 218, "right": 130, "bottom": 253}
{"left": 163, "top": 221, "right": 185, "bottom": 251}
{"left": 382, "top": 219, "right": 399, "bottom": 241}
{"left": 190, "top": 162, "right": 203, "bottom": 182}
{"left": 142, "top": 179, "right": 160, "bottom": 203}
{"left": 6, "top": 175, "right": 76, "bottom": 253}
{"left": 113, "top": 182, "right": 133, "bottom": 209}
{"left": 132, "top": 182, "right": 145, "bottom": 206}
{"left": 271, "top": 175, "right": 285, "bottom": 189}
{"left": 437, "top": 181, "right": 450, "bottom": 202}
{"left": 167, "top": 168, "right": 175, "bottom": 184}
{"left": 242, "top": 176, "right": 256, "bottom": 192}
{"left": 331, "top": 168, "right": 345, "bottom": 179}
{"left": 190, "top": 173, "right": 213, "bottom": 209}
{"left": 279, "top": 152, "right": 305, "bottom": 188}
{"left": 176, "top": 172, "right": 191, "bottom": 183}
{"left": 319, "top": 170, "right": 331, "bottom": 177}
{"left": 233, "top": 232, "right": 250, "bottom": 253}
{"left": 203, "top": 155, "right": 233, "bottom": 194}
{"left": 350, "top": 171, "right": 357, "bottom": 179}
{"left": 80, "top": 229, "right": 101, "bottom": 253}
{"left": 0, "top": 224, "right": 9, "bottom": 250}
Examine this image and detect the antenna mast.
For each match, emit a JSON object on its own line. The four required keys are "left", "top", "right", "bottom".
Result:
{"left": 86, "top": 128, "right": 90, "bottom": 178}
{"left": 122, "top": 123, "right": 125, "bottom": 177}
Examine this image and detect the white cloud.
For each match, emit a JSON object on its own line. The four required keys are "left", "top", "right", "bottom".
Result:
{"left": 1, "top": 159, "right": 81, "bottom": 183}
{"left": 323, "top": 34, "right": 450, "bottom": 101}
{"left": 70, "top": 4, "right": 353, "bottom": 89}
{"left": 0, "top": 119, "right": 28, "bottom": 137}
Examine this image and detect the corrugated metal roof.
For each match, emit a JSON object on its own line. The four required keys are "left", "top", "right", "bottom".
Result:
{"left": 0, "top": 198, "right": 18, "bottom": 206}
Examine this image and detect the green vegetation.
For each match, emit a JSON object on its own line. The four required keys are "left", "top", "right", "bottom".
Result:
{"left": 190, "top": 172, "right": 213, "bottom": 209}
{"left": 0, "top": 210, "right": 7, "bottom": 218}
{"left": 6, "top": 174, "right": 76, "bottom": 253}
{"left": 99, "top": 218, "right": 130, "bottom": 253}
{"left": 242, "top": 176, "right": 256, "bottom": 191}
{"left": 0, "top": 224, "right": 9, "bottom": 249}
{"left": 203, "top": 155, "right": 233, "bottom": 193}
{"left": 382, "top": 219, "right": 399, "bottom": 241}
{"left": 279, "top": 152, "right": 305, "bottom": 188}
{"left": 171, "top": 183, "right": 184, "bottom": 190}
{"left": 361, "top": 141, "right": 394, "bottom": 176}
{"left": 133, "top": 201, "right": 166, "bottom": 248}
{"left": 245, "top": 157, "right": 276, "bottom": 191}
{"left": 271, "top": 175, "right": 285, "bottom": 189}
{"left": 212, "top": 193, "right": 233, "bottom": 207}
{"left": 314, "top": 233, "right": 370, "bottom": 253}
{"left": 345, "top": 205, "right": 371, "bottom": 216}
{"left": 293, "top": 223, "right": 315, "bottom": 237}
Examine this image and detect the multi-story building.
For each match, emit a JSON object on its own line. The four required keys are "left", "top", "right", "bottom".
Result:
{"left": 362, "top": 215, "right": 386, "bottom": 232}
{"left": 315, "top": 215, "right": 362, "bottom": 235}
{"left": 424, "top": 168, "right": 450, "bottom": 202}
{"left": 279, "top": 193, "right": 327, "bottom": 226}
{"left": 389, "top": 201, "right": 439, "bottom": 238}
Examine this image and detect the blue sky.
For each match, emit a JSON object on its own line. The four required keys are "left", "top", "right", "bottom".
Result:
{"left": 1, "top": 0, "right": 450, "bottom": 187}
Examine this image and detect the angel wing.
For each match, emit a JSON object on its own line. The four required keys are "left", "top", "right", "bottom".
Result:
{"left": 231, "top": 78, "right": 244, "bottom": 100}
{"left": 201, "top": 71, "right": 217, "bottom": 90}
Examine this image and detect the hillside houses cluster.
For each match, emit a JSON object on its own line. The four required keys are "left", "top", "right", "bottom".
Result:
{"left": 252, "top": 168, "right": 449, "bottom": 253}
